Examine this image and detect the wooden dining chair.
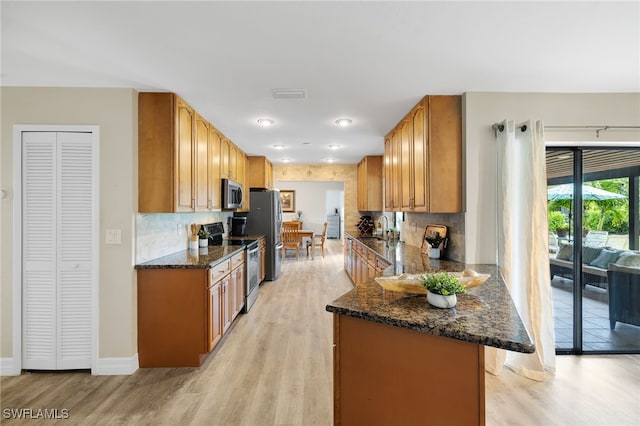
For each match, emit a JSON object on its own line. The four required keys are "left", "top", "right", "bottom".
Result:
{"left": 282, "top": 222, "right": 301, "bottom": 260}
{"left": 307, "top": 222, "right": 328, "bottom": 258}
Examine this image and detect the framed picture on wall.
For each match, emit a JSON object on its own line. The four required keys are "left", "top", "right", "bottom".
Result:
{"left": 280, "top": 190, "right": 295, "bottom": 212}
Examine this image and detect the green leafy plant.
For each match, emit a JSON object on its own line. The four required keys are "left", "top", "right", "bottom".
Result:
{"left": 547, "top": 211, "right": 566, "bottom": 233}
{"left": 425, "top": 232, "right": 445, "bottom": 248}
{"left": 197, "top": 227, "right": 210, "bottom": 239}
{"left": 420, "top": 272, "right": 467, "bottom": 296}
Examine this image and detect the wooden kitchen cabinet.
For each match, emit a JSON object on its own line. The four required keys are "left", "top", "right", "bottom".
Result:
{"left": 208, "top": 125, "right": 222, "bottom": 211}
{"left": 383, "top": 95, "right": 462, "bottom": 213}
{"left": 194, "top": 112, "right": 210, "bottom": 211}
{"left": 137, "top": 268, "right": 209, "bottom": 367}
{"left": 333, "top": 314, "right": 485, "bottom": 425}
{"left": 138, "top": 250, "right": 247, "bottom": 367}
{"left": 356, "top": 156, "right": 383, "bottom": 211}
{"left": 208, "top": 280, "right": 223, "bottom": 352}
{"left": 139, "top": 92, "right": 196, "bottom": 213}
{"left": 247, "top": 156, "right": 274, "bottom": 190}
{"left": 221, "top": 137, "right": 241, "bottom": 182}
{"left": 344, "top": 237, "right": 392, "bottom": 285}
{"left": 208, "top": 259, "right": 231, "bottom": 351}
{"left": 230, "top": 251, "right": 245, "bottom": 319}
{"left": 139, "top": 92, "right": 250, "bottom": 213}
{"left": 237, "top": 151, "right": 248, "bottom": 212}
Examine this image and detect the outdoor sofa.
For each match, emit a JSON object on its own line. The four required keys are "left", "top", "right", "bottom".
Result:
{"left": 549, "top": 244, "right": 640, "bottom": 290}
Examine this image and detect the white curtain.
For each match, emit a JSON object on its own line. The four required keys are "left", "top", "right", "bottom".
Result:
{"left": 486, "top": 120, "right": 556, "bottom": 381}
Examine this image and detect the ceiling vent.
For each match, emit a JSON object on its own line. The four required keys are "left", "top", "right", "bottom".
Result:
{"left": 272, "top": 88, "right": 307, "bottom": 99}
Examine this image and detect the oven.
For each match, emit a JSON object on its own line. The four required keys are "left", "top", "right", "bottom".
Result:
{"left": 245, "top": 240, "right": 260, "bottom": 312}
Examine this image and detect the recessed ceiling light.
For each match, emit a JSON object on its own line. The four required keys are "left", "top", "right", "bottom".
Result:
{"left": 325, "top": 158, "right": 336, "bottom": 163}
{"left": 335, "top": 118, "right": 352, "bottom": 127}
{"left": 257, "top": 118, "right": 274, "bottom": 127}
{"left": 272, "top": 144, "right": 285, "bottom": 150}
{"left": 328, "top": 144, "right": 341, "bottom": 150}
{"left": 282, "top": 158, "right": 292, "bottom": 163}
{"left": 302, "top": 142, "right": 311, "bottom": 145}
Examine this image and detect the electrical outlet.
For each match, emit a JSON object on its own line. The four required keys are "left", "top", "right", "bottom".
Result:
{"left": 412, "top": 223, "right": 417, "bottom": 232}
{"left": 177, "top": 224, "right": 183, "bottom": 236}
{"left": 105, "top": 229, "right": 122, "bottom": 245}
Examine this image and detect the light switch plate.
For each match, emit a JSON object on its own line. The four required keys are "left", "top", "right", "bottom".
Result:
{"left": 105, "top": 229, "right": 122, "bottom": 245}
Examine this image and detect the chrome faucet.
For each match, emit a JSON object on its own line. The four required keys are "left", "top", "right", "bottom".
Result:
{"left": 378, "top": 215, "right": 389, "bottom": 240}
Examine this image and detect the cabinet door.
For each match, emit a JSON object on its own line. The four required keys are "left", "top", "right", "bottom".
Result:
{"left": 428, "top": 96, "right": 462, "bottom": 213}
{"left": 221, "top": 137, "right": 230, "bottom": 179}
{"left": 194, "top": 113, "right": 209, "bottom": 211}
{"left": 222, "top": 276, "right": 232, "bottom": 333}
{"left": 356, "top": 159, "right": 364, "bottom": 210}
{"left": 175, "top": 97, "right": 195, "bottom": 212}
{"left": 233, "top": 264, "right": 245, "bottom": 318}
{"left": 399, "top": 117, "right": 413, "bottom": 211}
{"left": 384, "top": 135, "right": 393, "bottom": 211}
{"left": 411, "top": 100, "right": 428, "bottom": 212}
{"left": 208, "top": 126, "right": 222, "bottom": 210}
{"left": 208, "top": 281, "right": 222, "bottom": 351}
{"left": 391, "top": 130, "right": 402, "bottom": 210}
{"left": 266, "top": 160, "right": 273, "bottom": 189}
{"left": 229, "top": 143, "right": 238, "bottom": 181}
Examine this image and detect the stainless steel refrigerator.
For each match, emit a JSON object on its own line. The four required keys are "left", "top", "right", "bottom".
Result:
{"left": 245, "top": 190, "right": 283, "bottom": 280}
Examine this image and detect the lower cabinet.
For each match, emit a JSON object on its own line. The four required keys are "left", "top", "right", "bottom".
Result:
{"left": 138, "top": 251, "right": 246, "bottom": 368}
{"left": 208, "top": 280, "right": 223, "bottom": 352}
{"left": 344, "top": 237, "right": 391, "bottom": 285}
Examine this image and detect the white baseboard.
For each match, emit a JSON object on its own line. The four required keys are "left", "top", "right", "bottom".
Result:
{"left": 93, "top": 354, "right": 139, "bottom": 375}
{"left": 1, "top": 358, "right": 21, "bottom": 376}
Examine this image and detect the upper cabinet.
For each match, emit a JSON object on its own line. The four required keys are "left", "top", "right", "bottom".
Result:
{"left": 247, "top": 156, "right": 274, "bottom": 190}
{"left": 357, "top": 155, "right": 383, "bottom": 211}
{"left": 384, "top": 95, "right": 462, "bottom": 213}
{"left": 139, "top": 92, "right": 247, "bottom": 213}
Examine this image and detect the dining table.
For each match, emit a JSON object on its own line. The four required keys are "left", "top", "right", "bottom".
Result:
{"left": 294, "top": 229, "right": 316, "bottom": 259}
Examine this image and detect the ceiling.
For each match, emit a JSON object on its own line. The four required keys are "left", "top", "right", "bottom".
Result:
{"left": 2, "top": 1, "right": 639, "bottom": 165}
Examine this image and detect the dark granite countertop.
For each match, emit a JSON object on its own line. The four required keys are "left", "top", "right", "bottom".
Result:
{"left": 327, "top": 231, "right": 535, "bottom": 354}
{"left": 135, "top": 244, "right": 244, "bottom": 269}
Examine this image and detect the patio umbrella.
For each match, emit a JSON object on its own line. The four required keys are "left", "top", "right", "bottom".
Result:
{"left": 547, "top": 183, "right": 626, "bottom": 201}
{"left": 547, "top": 184, "right": 626, "bottom": 239}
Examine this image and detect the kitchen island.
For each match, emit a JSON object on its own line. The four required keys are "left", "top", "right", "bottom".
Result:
{"left": 327, "top": 232, "right": 534, "bottom": 426}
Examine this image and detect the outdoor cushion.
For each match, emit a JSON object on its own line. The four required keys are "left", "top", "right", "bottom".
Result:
{"left": 556, "top": 243, "right": 573, "bottom": 260}
{"left": 614, "top": 253, "right": 640, "bottom": 268}
{"left": 589, "top": 248, "right": 624, "bottom": 269}
{"left": 582, "top": 246, "right": 603, "bottom": 264}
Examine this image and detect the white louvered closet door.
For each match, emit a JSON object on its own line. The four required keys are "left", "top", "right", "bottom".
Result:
{"left": 22, "top": 131, "right": 95, "bottom": 370}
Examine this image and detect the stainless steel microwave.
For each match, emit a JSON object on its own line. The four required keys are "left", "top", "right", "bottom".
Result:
{"left": 222, "top": 178, "right": 243, "bottom": 210}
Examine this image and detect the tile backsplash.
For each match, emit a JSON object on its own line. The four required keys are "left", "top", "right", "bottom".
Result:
{"left": 398, "top": 212, "right": 465, "bottom": 262}
{"left": 136, "top": 212, "right": 231, "bottom": 263}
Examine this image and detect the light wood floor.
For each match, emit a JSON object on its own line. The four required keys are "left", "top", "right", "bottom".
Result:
{"left": 2, "top": 239, "right": 639, "bottom": 425}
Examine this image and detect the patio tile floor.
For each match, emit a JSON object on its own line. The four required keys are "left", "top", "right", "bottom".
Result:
{"left": 552, "top": 277, "right": 640, "bottom": 352}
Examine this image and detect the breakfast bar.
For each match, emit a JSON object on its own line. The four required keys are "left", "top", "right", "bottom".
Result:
{"left": 326, "top": 233, "right": 534, "bottom": 426}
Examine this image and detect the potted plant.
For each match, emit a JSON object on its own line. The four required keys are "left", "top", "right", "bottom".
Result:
{"left": 425, "top": 232, "right": 445, "bottom": 259}
{"left": 556, "top": 224, "right": 569, "bottom": 238}
{"left": 420, "top": 272, "right": 467, "bottom": 308}
{"left": 197, "top": 226, "right": 210, "bottom": 247}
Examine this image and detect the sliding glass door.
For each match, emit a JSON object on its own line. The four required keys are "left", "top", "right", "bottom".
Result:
{"left": 547, "top": 147, "right": 640, "bottom": 354}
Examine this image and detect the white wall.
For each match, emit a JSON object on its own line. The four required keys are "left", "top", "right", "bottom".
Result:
{"left": 464, "top": 92, "right": 640, "bottom": 264}
{"left": 1, "top": 87, "right": 138, "bottom": 363}
{"left": 275, "top": 181, "right": 345, "bottom": 234}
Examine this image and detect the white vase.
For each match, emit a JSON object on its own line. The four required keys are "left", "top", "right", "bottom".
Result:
{"left": 428, "top": 247, "right": 440, "bottom": 259}
{"left": 199, "top": 238, "right": 208, "bottom": 247}
{"left": 427, "top": 292, "right": 457, "bottom": 308}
